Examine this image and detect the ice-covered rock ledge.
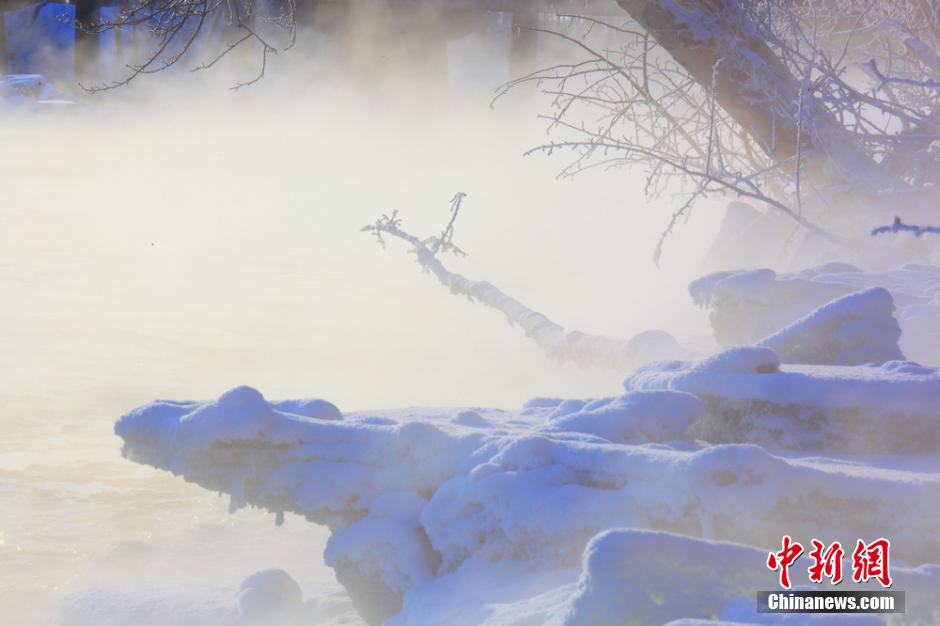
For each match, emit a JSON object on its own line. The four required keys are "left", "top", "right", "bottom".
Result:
{"left": 626, "top": 346, "right": 940, "bottom": 452}
{"left": 115, "top": 359, "right": 940, "bottom": 625}
{"left": 689, "top": 263, "right": 940, "bottom": 365}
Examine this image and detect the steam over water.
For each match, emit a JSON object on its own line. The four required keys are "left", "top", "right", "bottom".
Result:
{"left": 0, "top": 72, "right": 719, "bottom": 623}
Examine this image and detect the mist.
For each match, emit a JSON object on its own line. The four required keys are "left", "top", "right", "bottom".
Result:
{"left": 9, "top": 3, "right": 938, "bottom": 623}
{"left": 0, "top": 24, "right": 723, "bottom": 623}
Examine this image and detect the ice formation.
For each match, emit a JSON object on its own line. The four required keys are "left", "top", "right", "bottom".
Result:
{"left": 690, "top": 263, "right": 940, "bottom": 365}
{"left": 113, "top": 354, "right": 940, "bottom": 624}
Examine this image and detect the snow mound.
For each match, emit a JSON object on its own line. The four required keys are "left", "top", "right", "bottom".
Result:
{"left": 452, "top": 410, "right": 491, "bottom": 427}
{"left": 237, "top": 569, "right": 303, "bottom": 621}
{"left": 757, "top": 288, "right": 904, "bottom": 365}
{"left": 115, "top": 383, "right": 940, "bottom": 624}
{"left": 626, "top": 347, "right": 940, "bottom": 452}
{"left": 690, "top": 264, "right": 940, "bottom": 365}
{"left": 543, "top": 390, "right": 703, "bottom": 443}
{"left": 564, "top": 530, "right": 767, "bottom": 625}
{"left": 274, "top": 399, "right": 342, "bottom": 421}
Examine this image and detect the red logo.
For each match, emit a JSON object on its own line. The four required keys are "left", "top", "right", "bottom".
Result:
{"left": 767, "top": 535, "right": 804, "bottom": 589}
{"left": 768, "top": 536, "right": 892, "bottom": 589}
{"left": 807, "top": 539, "right": 844, "bottom": 585}
{"left": 852, "top": 538, "right": 893, "bottom": 588}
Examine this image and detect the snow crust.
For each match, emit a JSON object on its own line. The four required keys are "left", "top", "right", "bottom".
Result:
{"left": 114, "top": 366, "right": 940, "bottom": 624}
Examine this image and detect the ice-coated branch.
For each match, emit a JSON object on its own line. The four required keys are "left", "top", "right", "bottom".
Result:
{"left": 498, "top": 2, "right": 940, "bottom": 256}
{"left": 362, "top": 195, "right": 689, "bottom": 371}
{"left": 871, "top": 216, "right": 940, "bottom": 237}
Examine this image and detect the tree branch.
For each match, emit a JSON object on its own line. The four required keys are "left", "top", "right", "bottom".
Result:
{"left": 362, "top": 196, "right": 691, "bottom": 371}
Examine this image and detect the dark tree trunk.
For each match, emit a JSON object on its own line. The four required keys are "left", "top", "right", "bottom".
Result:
{"left": 0, "top": 9, "right": 7, "bottom": 75}
{"left": 74, "top": 0, "right": 99, "bottom": 80}
{"left": 510, "top": 6, "right": 539, "bottom": 78}
{"left": 614, "top": 0, "right": 883, "bottom": 187}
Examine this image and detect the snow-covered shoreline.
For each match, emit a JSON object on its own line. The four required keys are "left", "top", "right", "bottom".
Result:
{"left": 110, "top": 340, "right": 940, "bottom": 625}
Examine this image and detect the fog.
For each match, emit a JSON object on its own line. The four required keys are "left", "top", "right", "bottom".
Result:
{"left": 0, "top": 30, "right": 728, "bottom": 622}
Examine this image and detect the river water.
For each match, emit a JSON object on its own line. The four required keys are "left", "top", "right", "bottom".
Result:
{"left": 0, "top": 86, "right": 716, "bottom": 623}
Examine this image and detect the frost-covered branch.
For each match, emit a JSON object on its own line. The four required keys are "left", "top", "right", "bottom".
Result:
{"left": 498, "top": 2, "right": 940, "bottom": 258}
{"left": 362, "top": 195, "right": 689, "bottom": 371}
{"left": 871, "top": 216, "right": 940, "bottom": 237}
{"left": 78, "top": 0, "right": 295, "bottom": 91}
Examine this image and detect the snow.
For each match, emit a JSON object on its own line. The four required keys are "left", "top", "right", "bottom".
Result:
{"left": 690, "top": 264, "right": 940, "bottom": 365}
{"left": 92, "top": 256, "right": 940, "bottom": 626}
{"left": 543, "top": 390, "right": 703, "bottom": 443}
{"left": 1, "top": 74, "right": 75, "bottom": 107}
{"left": 626, "top": 346, "right": 940, "bottom": 452}
{"left": 565, "top": 529, "right": 939, "bottom": 626}
{"left": 113, "top": 368, "right": 940, "bottom": 624}
{"left": 237, "top": 570, "right": 303, "bottom": 622}
{"left": 757, "top": 287, "right": 903, "bottom": 365}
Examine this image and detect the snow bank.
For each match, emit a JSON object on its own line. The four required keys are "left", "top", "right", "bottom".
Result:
{"left": 115, "top": 380, "right": 940, "bottom": 624}
{"left": 626, "top": 346, "right": 940, "bottom": 452}
{"left": 690, "top": 264, "right": 940, "bottom": 365}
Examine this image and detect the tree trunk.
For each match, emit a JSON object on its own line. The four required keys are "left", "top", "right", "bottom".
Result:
{"left": 74, "top": 0, "right": 99, "bottom": 81}
{"left": 614, "top": 0, "right": 885, "bottom": 188}
{"left": 0, "top": 9, "right": 7, "bottom": 75}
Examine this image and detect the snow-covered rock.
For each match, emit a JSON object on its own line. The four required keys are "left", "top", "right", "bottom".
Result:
{"left": 565, "top": 529, "right": 938, "bottom": 626}
{"left": 542, "top": 390, "right": 703, "bottom": 443}
{"left": 690, "top": 264, "right": 940, "bottom": 365}
{"left": 115, "top": 378, "right": 940, "bottom": 624}
{"left": 757, "top": 287, "right": 903, "bottom": 365}
{"left": 237, "top": 569, "right": 303, "bottom": 622}
{"left": 626, "top": 346, "right": 940, "bottom": 452}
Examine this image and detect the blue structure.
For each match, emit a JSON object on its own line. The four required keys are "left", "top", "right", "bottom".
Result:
{"left": 4, "top": 2, "right": 74, "bottom": 80}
